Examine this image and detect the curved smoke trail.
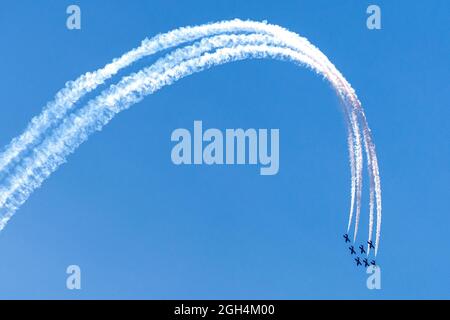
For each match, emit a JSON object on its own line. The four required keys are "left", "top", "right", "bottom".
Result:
{"left": 0, "top": 20, "right": 381, "bottom": 254}
{"left": 0, "top": 19, "right": 366, "bottom": 243}
{"left": 0, "top": 19, "right": 324, "bottom": 174}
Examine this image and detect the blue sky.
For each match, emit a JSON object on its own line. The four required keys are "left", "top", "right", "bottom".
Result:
{"left": 0, "top": 0, "right": 448, "bottom": 299}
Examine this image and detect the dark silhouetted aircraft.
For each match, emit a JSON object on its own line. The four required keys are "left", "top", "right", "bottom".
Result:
{"left": 367, "top": 240, "right": 375, "bottom": 249}
{"left": 343, "top": 234, "right": 350, "bottom": 243}
{"left": 349, "top": 246, "right": 356, "bottom": 255}
{"left": 355, "top": 257, "right": 362, "bottom": 266}
{"left": 359, "top": 244, "right": 366, "bottom": 254}
{"left": 363, "top": 258, "right": 370, "bottom": 267}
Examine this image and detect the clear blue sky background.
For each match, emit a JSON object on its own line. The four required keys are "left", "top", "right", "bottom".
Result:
{"left": 0, "top": 0, "right": 448, "bottom": 299}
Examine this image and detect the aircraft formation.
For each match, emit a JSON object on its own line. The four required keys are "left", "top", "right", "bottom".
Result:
{"left": 343, "top": 234, "right": 376, "bottom": 268}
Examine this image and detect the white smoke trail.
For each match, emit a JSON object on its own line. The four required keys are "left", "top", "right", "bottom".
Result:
{"left": 0, "top": 19, "right": 365, "bottom": 246}
{"left": 340, "top": 92, "right": 380, "bottom": 251}
{"left": 0, "top": 19, "right": 319, "bottom": 175}
{"left": 0, "top": 21, "right": 381, "bottom": 253}
{"left": 0, "top": 20, "right": 362, "bottom": 232}
{"left": 0, "top": 44, "right": 313, "bottom": 229}
{"left": 346, "top": 118, "right": 356, "bottom": 233}
{"left": 359, "top": 112, "right": 382, "bottom": 255}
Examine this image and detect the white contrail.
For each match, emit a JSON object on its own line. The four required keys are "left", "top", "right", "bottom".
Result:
{"left": 0, "top": 44, "right": 314, "bottom": 229}
{"left": 0, "top": 18, "right": 365, "bottom": 244}
{"left": 346, "top": 118, "right": 356, "bottom": 233}
{"left": 0, "top": 21, "right": 381, "bottom": 253}
{"left": 0, "top": 36, "right": 304, "bottom": 209}
{"left": 0, "top": 19, "right": 320, "bottom": 174}
{"left": 0, "top": 20, "right": 362, "bottom": 229}
{"left": 0, "top": 34, "right": 283, "bottom": 206}
{"left": 359, "top": 111, "right": 382, "bottom": 255}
